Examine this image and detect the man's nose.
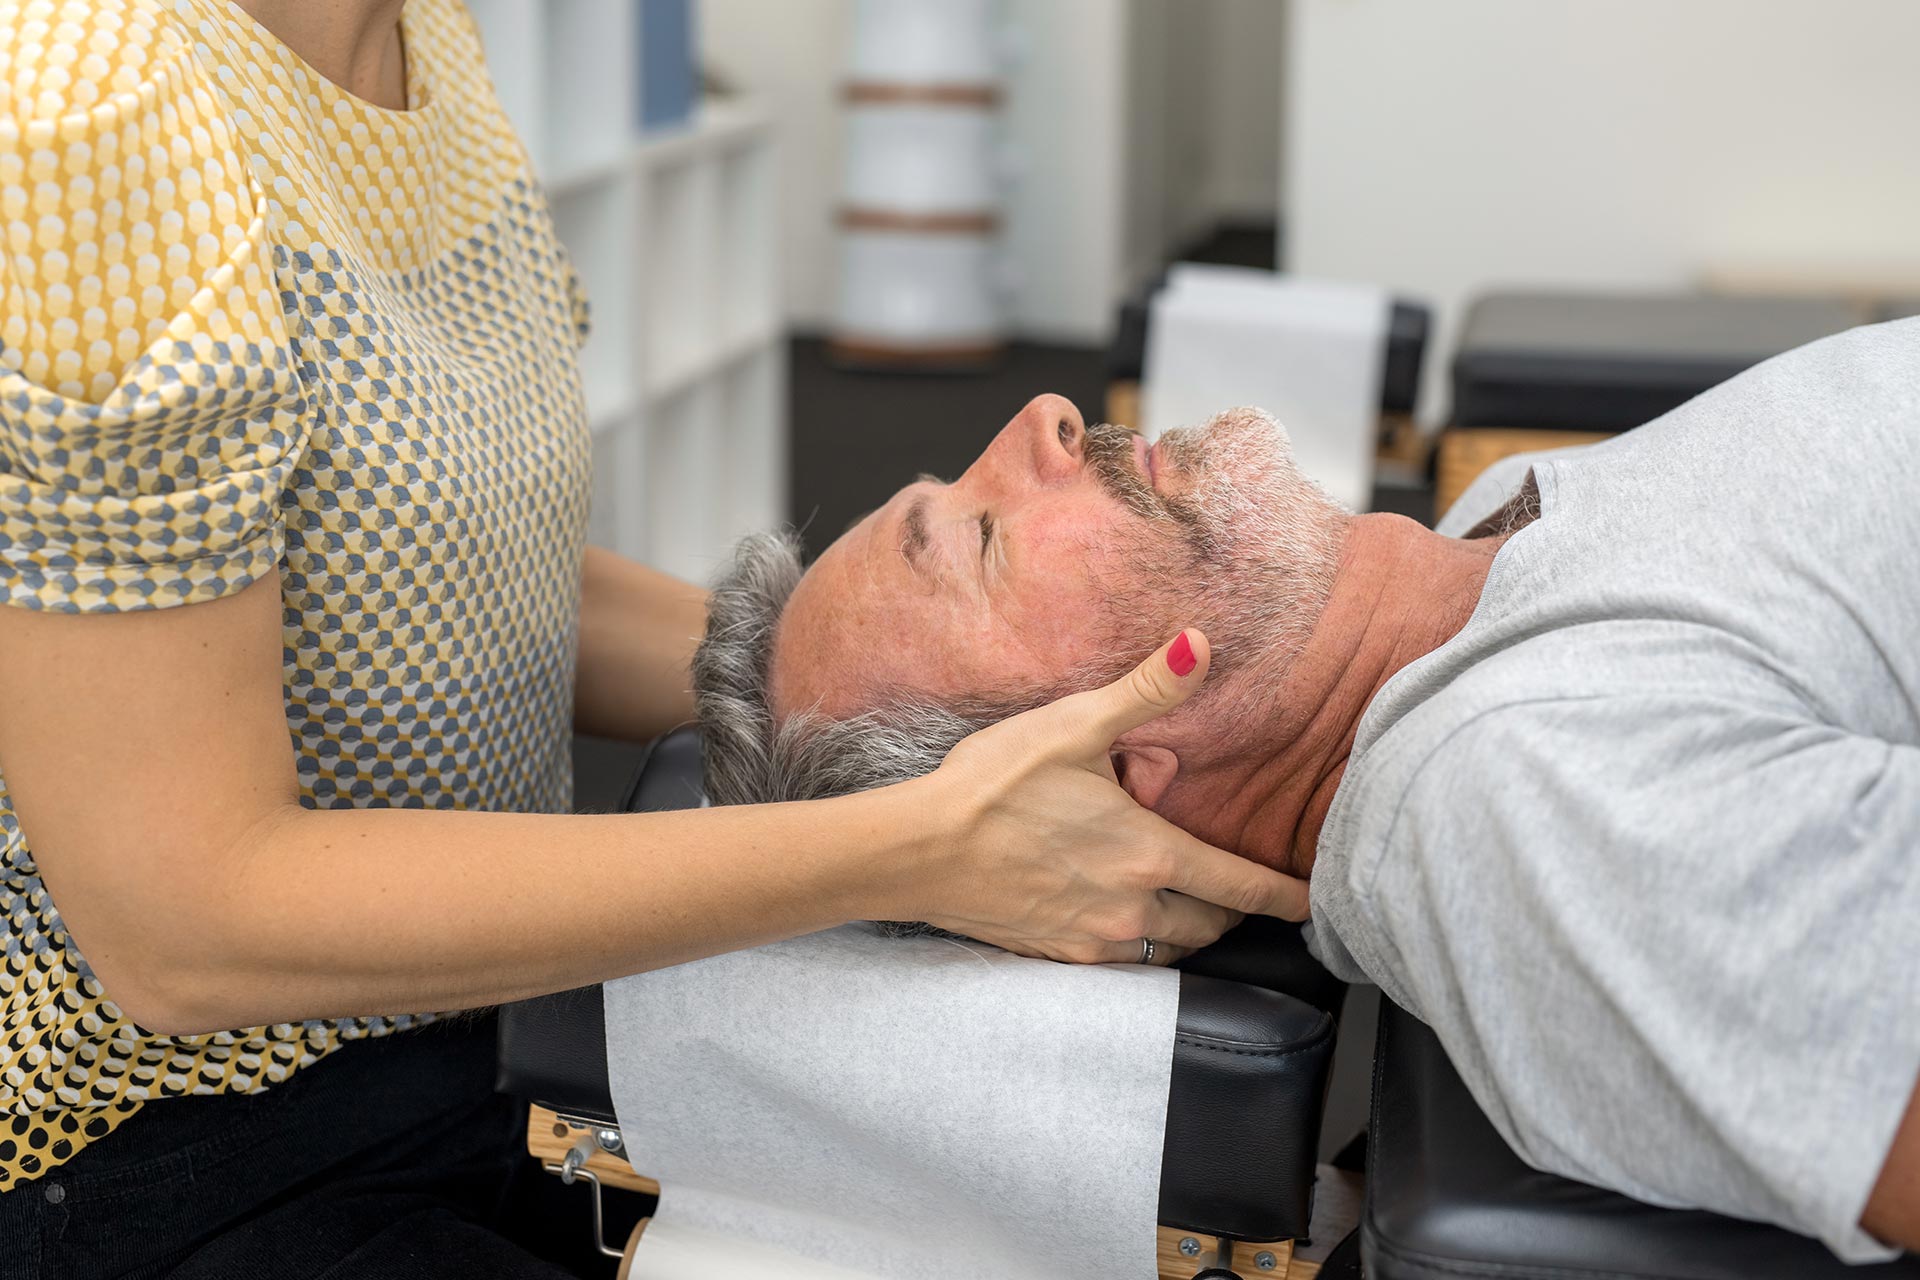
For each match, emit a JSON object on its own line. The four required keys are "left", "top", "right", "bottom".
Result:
{"left": 1013, "top": 393, "right": 1088, "bottom": 484}
{"left": 960, "top": 395, "right": 1087, "bottom": 498}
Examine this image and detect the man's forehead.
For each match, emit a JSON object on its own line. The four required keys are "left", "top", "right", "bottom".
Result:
{"left": 769, "top": 529, "right": 856, "bottom": 717}
{"left": 771, "top": 496, "right": 976, "bottom": 720}
{"left": 771, "top": 512, "right": 906, "bottom": 717}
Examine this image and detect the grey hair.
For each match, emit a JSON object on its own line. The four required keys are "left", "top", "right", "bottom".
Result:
{"left": 693, "top": 531, "right": 1008, "bottom": 809}
{"left": 694, "top": 533, "right": 1013, "bottom": 941}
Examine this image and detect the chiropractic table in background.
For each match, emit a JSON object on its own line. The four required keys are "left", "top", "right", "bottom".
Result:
{"left": 1112, "top": 283, "right": 1877, "bottom": 520}
{"left": 1433, "top": 290, "right": 1862, "bottom": 511}
{"left": 1104, "top": 289, "right": 1431, "bottom": 479}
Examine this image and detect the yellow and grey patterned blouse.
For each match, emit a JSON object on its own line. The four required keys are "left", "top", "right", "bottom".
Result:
{"left": 0, "top": 0, "right": 592, "bottom": 1188}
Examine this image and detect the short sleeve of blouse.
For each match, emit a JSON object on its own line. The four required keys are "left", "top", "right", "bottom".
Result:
{"left": 0, "top": 34, "right": 306, "bottom": 612}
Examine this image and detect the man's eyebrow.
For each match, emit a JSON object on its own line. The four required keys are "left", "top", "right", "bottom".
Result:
{"left": 900, "top": 496, "right": 930, "bottom": 573}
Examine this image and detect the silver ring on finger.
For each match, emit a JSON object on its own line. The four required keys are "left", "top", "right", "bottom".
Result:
{"left": 1139, "top": 936, "right": 1157, "bottom": 965}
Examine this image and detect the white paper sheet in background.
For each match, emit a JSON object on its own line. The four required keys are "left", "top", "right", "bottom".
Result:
{"left": 1142, "top": 266, "right": 1390, "bottom": 512}
{"left": 604, "top": 924, "right": 1181, "bottom": 1280}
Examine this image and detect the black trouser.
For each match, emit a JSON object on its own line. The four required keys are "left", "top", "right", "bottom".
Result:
{"left": 0, "top": 1014, "right": 593, "bottom": 1279}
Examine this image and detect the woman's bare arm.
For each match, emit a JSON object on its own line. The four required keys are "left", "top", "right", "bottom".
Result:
{"left": 1864, "top": 1082, "right": 1920, "bottom": 1252}
{"left": 1, "top": 575, "right": 898, "bottom": 1031}
{"left": 0, "top": 579, "right": 1306, "bottom": 1035}
{"left": 572, "top": 546, "right": 708, "bottom": 742}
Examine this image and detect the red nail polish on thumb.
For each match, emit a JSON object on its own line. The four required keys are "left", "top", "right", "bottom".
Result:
{"left": 1166, "top": 631, "right": 1197, "bottom": 677}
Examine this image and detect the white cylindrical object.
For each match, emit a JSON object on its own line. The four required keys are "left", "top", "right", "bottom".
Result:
{"left": 836, "top": 229, "right": 1000, "bottom": 344}
{"left": 848, "top": 0, "right": 1000, "bottom": 84}
{"left": 843, "top": 104, "right": 1001, "bottom": 214}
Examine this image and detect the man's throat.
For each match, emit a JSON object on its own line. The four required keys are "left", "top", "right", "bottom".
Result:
{"left": 1221, "top": 747, "right": 1352, "bottom": 879}
{"left": 1194, "top": 521, "right": 1509, "bottom": 880}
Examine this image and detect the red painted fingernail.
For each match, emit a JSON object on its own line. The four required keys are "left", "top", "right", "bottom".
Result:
{"left": 1166, "top": 631, "right": 1196, "bottom": 677}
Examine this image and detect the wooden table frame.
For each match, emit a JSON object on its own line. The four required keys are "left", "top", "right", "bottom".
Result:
{"left": 528, "top": 1105, "right": 1324, "bottom": 1279}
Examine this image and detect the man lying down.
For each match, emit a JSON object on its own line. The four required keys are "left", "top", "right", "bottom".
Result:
{"left": 691, "top": 317, "right": 1920, "bottom": 1260}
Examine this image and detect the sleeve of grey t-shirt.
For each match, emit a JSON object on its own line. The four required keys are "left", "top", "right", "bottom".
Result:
{"left": 1330, "top": 691, "right": 1920, "bottom": 1263}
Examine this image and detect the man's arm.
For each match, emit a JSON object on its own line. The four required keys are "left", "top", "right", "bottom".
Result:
{"left": 574, "top": 546, "right": 708, "bottom": 741}
{"left": 1865, "top": 1084, "right": 1920, "bottom": 1251}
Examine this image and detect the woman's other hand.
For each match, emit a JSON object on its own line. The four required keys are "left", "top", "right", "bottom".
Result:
{"left": 903, "top": 630, "right": 1311, "bottom": 964}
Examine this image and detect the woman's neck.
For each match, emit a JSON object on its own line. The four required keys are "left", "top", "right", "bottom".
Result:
{"left": 236, "top": 0, "right": 411, "bottom": 110}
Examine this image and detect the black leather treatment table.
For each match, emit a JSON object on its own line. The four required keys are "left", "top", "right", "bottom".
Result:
{"left": 1434, "top": 290, "right": 1863, "bottom": 512}
{"left": 498, "top": 726, "right": 1348, "bottom": 1278}
{"left": 1364, "top": 1000, "right": 1919, "bottom": 1280}
{"left": 499, "top": 727, "right": 1918, "bottom": 1278}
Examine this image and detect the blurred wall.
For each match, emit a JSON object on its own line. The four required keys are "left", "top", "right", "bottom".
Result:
{"left": 1198, "top": 0, "right": 1283, "bottom": 224}
{"left": 1124, "top": 0, "right": 1283, "bottom": 291}
{"left": 702, "top": 0, "right": 1282, "bottom": 343}
{"left": 1286, "top": 0, "right": 1920, "bottom": 422}
{"left": 699, "top": 1, "right": 853, "bottom": 334}
{"left": 1000, "top": 0, "right": 1130, "bottom": 342}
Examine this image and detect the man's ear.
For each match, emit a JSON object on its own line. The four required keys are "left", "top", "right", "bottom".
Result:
{"left": 1110, "top": 744, "right": 1181, "bottom": 810}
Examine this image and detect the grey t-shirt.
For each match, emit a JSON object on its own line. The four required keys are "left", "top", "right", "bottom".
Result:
{"left": 1309, "top": 318, "right": 1920, "bottom": 1261}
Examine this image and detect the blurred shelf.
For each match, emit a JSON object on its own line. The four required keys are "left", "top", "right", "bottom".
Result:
{"left": 545, "top": 102, "right": 776, "bottom": 199}
{"left": 588, "top": 388, "right": 642, "bottom": 437}
{"left": 468, "top": 0, "right": 786, "bottom": 581}
{"left": 546, "top": 149, "right": 639, "bottom": 201}
{"left": 637, "top": 99, "right": 777, "bottom": 167}
{"left": 651, "top": 319, "right": 782, "bottom": 401}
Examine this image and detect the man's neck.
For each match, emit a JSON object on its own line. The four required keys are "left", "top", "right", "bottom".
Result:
{"left": 1169, "top": 514, "right": 1505, "bottom": 877}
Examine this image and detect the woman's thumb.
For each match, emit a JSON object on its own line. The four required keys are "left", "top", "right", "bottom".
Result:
{"left": 1079, "top": 629, "right": 1210, "bottom": 744}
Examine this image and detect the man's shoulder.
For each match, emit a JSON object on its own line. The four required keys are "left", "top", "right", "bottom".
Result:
{"left": 1351, "top": 641, "right": 1642, "bottom": 801}
{"left": 1351, "top": 689, "right": 1613, "bottom": 824}
{"left": 1318, "top": 680, "right": 1775, "bottom": 988}
{"left": 1369, "top": 668, "right": 1803, "bottom": 794}
{"left": 1337, "top": 667, "right": 1844, "bottom": 919}
{"left": 1308, "top": 688, "right": 1612, "bottom": 995}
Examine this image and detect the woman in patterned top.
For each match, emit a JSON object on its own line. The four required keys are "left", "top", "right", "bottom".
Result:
{"left": 0, "top": 0, "right": 1306, "bottom": 1273}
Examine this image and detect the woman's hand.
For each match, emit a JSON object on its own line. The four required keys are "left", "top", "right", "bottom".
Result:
{"left": 902, "top": 629, "right": 1310, "bottom": 965}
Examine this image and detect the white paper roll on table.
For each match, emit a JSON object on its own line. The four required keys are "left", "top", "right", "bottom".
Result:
{"left": 604, "top": 924, "right": 1179, "bottom": 1280}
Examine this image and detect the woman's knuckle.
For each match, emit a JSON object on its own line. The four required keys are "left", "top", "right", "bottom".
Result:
{"left": 1132, "top": 845, "right": 1176, "bottom": 887}
{"left": 1112, "top": 907, "right": 1153, "bottom": 942}
{"left": 1126, "top": 663, "right": 1171, "bottom": 708}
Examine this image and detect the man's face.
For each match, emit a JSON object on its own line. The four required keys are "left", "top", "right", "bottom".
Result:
{"left": 770, "top": 394, "right": 1308, "bottom": 722}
